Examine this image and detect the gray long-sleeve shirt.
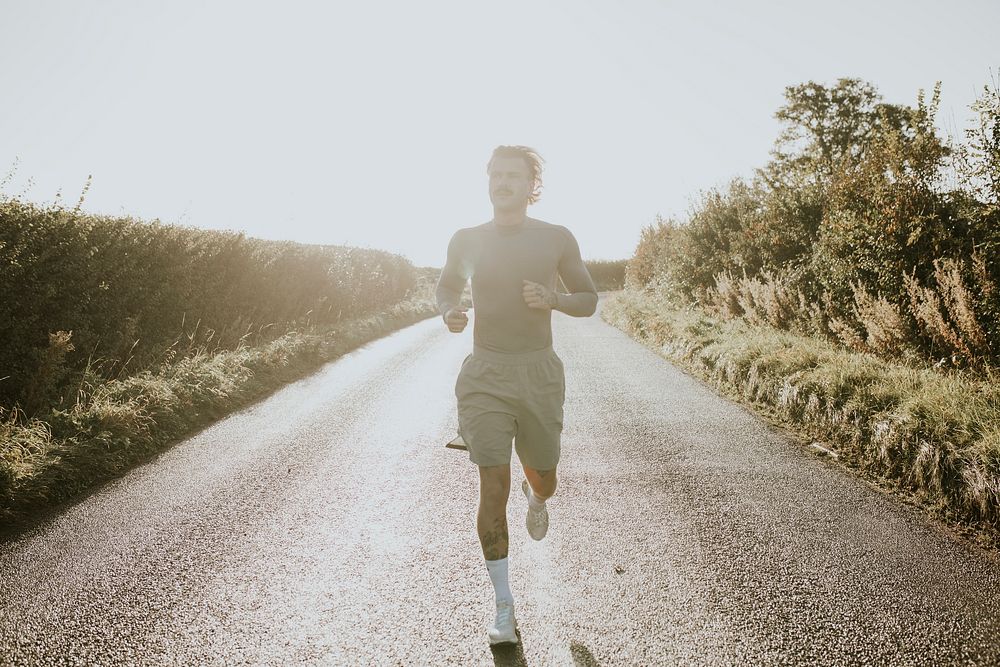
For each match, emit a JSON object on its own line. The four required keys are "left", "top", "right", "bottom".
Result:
{"left": 435, "top": 217, "right": 598, "bottom": 353}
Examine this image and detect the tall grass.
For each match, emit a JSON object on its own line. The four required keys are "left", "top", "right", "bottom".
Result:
{"left": 0, "top": 292, "right": 438, "bottom": 527}
{"left": 611, "top": 76, "right": 1000, "bottom": 544}
{"left": 603, "top": 290, "right": 1000, "bottom": 545}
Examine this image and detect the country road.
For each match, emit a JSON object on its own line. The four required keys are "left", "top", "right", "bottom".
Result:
{"left": 2, "top": 295, "right": 999, "bottom": 666}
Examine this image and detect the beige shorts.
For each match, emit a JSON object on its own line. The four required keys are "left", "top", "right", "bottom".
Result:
{"left": 455, "top": 344, "right": 565, "bottom": 470}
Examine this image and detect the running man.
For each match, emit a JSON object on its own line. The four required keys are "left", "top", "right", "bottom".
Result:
{"left": 436, "top": 145, "right": 598, "bottom": 646}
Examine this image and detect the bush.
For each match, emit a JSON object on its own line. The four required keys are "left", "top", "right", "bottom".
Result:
{"left": 0, "top": 198, "right": 419, "bottom": 415}
{"left": 627, "top": 77, "right": 1000, "bottom": 370}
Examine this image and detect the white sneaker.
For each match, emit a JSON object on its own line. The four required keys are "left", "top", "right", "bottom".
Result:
{"left": 488, "top": 599, "right": 518, "bottom": 645}
{"left": 522, "top": 479, "right": 549, "bottom": 540}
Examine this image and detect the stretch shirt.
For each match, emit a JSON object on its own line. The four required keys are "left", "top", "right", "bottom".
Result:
{"left": 435, "top": 217, "right": 599, "bottom": 353}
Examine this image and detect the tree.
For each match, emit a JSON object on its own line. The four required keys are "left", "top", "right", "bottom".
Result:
{"left": 956, "top": 78, "right": 1000, "bottom": 207}
{"left": 760, "top": 78, "right": 912, "bottom": 190}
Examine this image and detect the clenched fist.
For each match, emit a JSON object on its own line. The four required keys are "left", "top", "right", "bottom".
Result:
{"left": 443, "top": 306, "right": 469, "bottom": 333}
{"left": 523, "top": 280, "right": 559, "bottom": 310}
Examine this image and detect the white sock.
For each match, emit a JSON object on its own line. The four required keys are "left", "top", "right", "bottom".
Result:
{"left": 527, "top": 487, "right": 546, "bottom": 510}
{"left": 485, "top": 557, "right": 514, "bottom": 604}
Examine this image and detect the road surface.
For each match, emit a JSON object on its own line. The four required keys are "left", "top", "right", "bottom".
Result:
{"left": 1, "top": 295, "right": 999, "bottom": 666}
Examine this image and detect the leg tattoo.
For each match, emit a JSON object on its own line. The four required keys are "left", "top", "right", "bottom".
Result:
{"left": 479, "top": 516, "right": 509, "bottom": 561}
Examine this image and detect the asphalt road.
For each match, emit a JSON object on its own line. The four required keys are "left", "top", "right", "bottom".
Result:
{"left": 2, "top": 295, "right": 999, "bottom": 666}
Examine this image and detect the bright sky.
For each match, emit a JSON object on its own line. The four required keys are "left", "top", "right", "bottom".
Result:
{"left": 1, "top": 1, "right": 997, "bottom": 267}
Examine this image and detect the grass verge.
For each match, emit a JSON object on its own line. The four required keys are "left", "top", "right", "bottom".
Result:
{"left": 0, "top": 297, "right": 438, "bottom": 528}
{"left": 602, "top": 289, "right": 1000, "bottom": 549}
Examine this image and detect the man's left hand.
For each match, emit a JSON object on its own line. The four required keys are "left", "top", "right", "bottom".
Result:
{"left": 522, "top": 280, "right": 558, "bottom": 310}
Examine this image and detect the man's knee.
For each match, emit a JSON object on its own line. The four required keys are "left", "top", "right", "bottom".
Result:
{"left": 524, "top": 465, "right": 557, "bottom": 478}
{"left": 524, "top": 465, "right": 558, "bottom": 496}
{"left": 479, "top": 464, "right": 510, "bottom": 507}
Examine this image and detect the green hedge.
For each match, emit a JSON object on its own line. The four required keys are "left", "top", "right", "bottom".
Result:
{"left": 0, "top": 197, "right": 419, "bottom": 415}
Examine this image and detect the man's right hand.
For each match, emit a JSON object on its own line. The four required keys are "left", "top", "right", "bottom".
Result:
{"left": 444, "top": 306, "right": 469, "bottom": 333}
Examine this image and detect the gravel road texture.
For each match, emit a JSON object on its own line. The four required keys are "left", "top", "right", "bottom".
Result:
{"left": 1, "top": 295, "right": 998, "bottom": 666}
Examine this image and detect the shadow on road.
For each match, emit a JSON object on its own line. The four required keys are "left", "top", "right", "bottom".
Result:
{"left": 569, "top": 641, "right": 602, "bottom": 666}
{"left": 490, "top": 630, "right": 528, "bottom": 666}
{"left": 490, "top": 637, "right": 603, "bottom": 666}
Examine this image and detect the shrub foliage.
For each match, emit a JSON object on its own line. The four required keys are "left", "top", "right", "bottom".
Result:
{"left": 0, "top": 199, "right": 419, "bottom": 415}
{"left": 628, "top": 76, "right": 1000, "bottom": 369}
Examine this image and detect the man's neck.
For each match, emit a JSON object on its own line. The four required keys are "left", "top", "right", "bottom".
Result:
{"left": 492, "top": 209, "right": 527, "bottom": 227}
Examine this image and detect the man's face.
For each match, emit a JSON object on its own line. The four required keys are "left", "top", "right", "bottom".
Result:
{"left": 488, "top": 156, "right": 533, "bottom": 211}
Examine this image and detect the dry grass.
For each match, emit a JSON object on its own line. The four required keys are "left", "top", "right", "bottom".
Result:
{"left": 710, "top": 270, "right": 799, "bottom": 329}
{"left": 0, "top": 296, "right": 438, "bottom": 527}
{"left": 707, "top": 254, "right": 996, "bottom": 371}
{"left": 603, "top": 288, "right": 1000, "bottom": 547}
{"left": 904, "top": 256, "right": 994, "bottom": 367}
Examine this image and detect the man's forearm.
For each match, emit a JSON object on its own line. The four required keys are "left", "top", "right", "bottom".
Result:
{"left": 437, "top": 231, "right": 469, "bottom": 321}
{"left": 436, "top": 275, "right": 465, "bottom": 321}
{"left": 553, "top": 291, "right": 598, "bottom": 317}
{"left": 436, "top": 288, "right": 460, "bottom": 319}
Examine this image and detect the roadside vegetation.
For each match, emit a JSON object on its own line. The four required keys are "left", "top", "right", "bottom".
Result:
{"left": 604, "top": 76, "right": 1000, "bottom": 546}
{"left": 584, "top": 258, "right": 627, "bottom": 291}
{"left": 0, "top": 194, "right": 438, "bottom": 527}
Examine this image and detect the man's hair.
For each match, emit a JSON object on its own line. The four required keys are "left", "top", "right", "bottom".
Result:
{"left": 487, "top": 145, "right": 545, "bottom": 204}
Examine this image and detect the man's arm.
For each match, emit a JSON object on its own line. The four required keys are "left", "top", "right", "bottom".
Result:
{"left": 435, "top": 231, "right": 468, "bottom": 323}
{"left": 553, "top": 228, "right": 598, "bottom": 317}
